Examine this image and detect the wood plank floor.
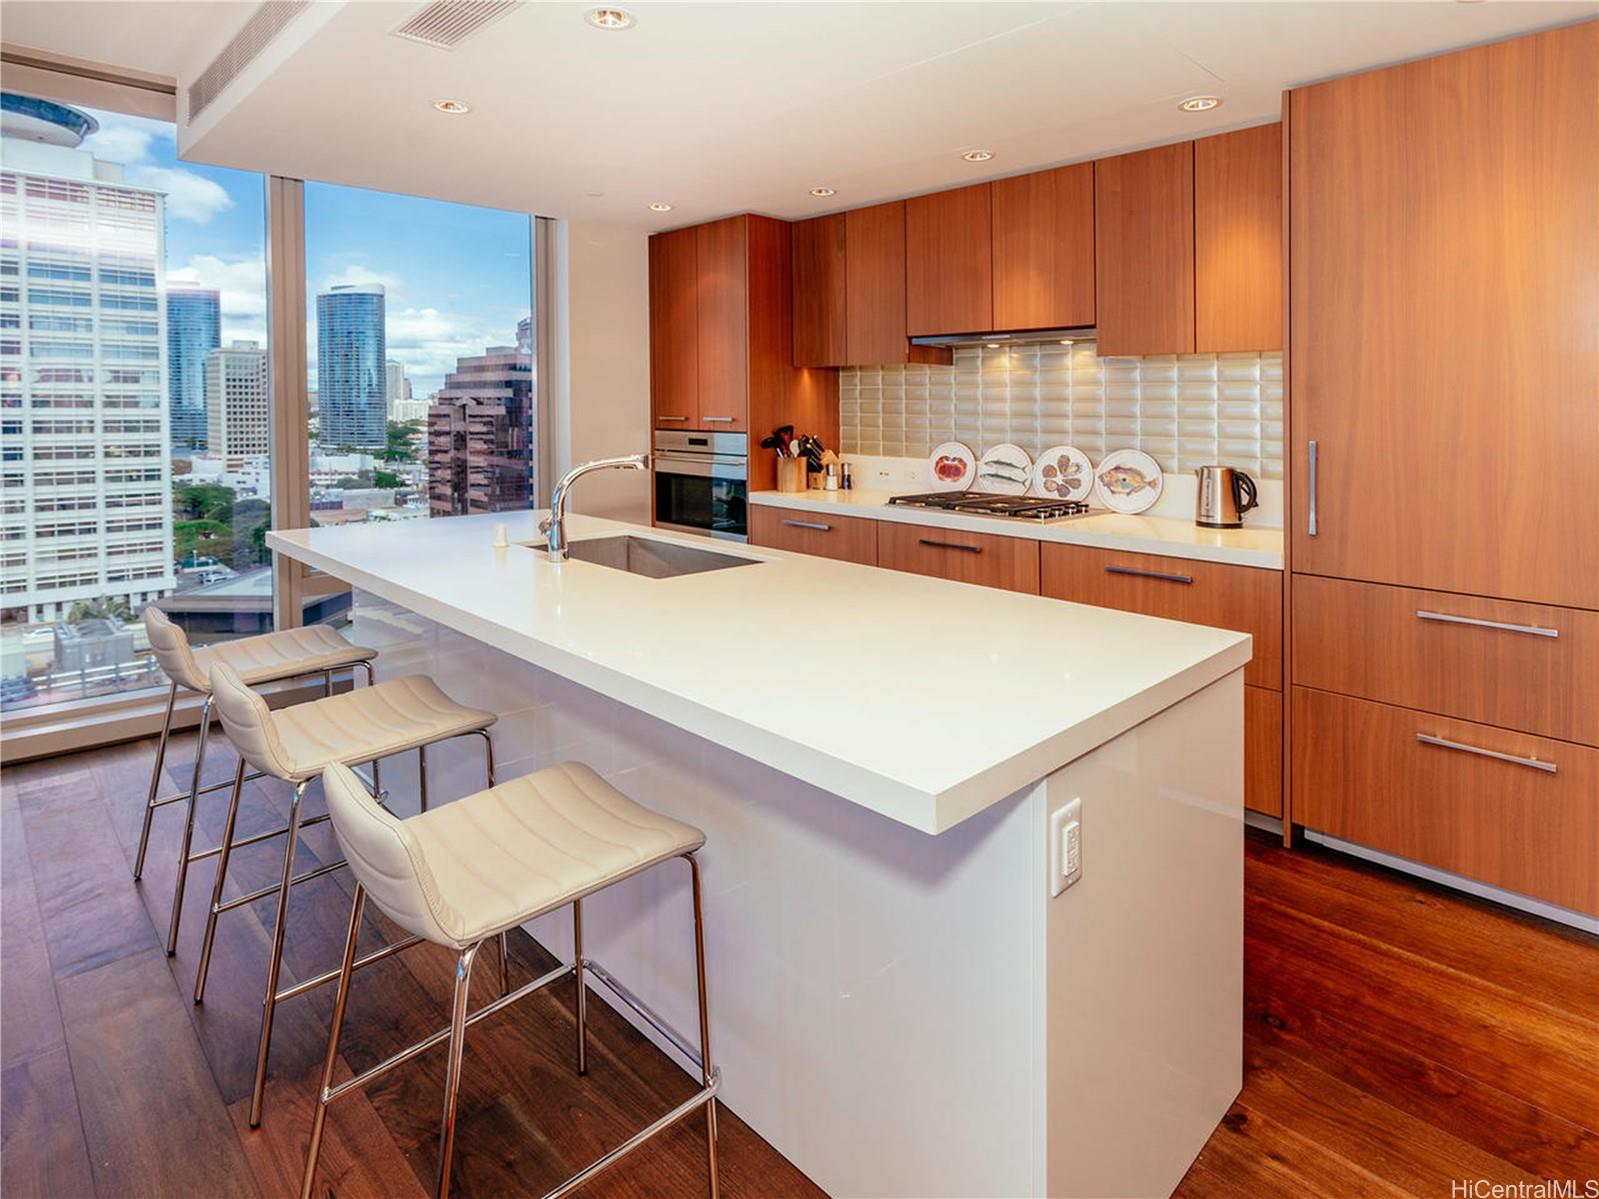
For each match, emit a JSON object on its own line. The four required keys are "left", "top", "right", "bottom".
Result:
{"left": 3, "top": 731, "right": 1596, "bottom": 1198}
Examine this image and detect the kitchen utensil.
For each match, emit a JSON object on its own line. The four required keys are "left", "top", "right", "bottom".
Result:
{"left": 1030, "top": 445, "right": 1094, "bottom": 501}
{"left": 927, "top": 441, "right": 976, "bottom": 492}
{"left": 1194, "top": 465, "right": 1259, "bottom": 528}
{"left": 977, "top": 444, "right": 1033, "bottom": 496}
{"left": 840, "top": 462, "right": 853, "bottom": 490}
{"left": 824, "top": 463, "right": 839, "bottom": 491}
{"left": 1093, "top": 449, "right": 1164, "bottom": 514}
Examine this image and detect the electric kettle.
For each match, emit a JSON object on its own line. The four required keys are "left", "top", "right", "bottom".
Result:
{"left": 1194, "top": 465, "right": 1258, "bottom": 528}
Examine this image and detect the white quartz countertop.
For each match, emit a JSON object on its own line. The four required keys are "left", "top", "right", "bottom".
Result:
{"left": 750, "top": 488, "right": 1284, "bottom": 570}
{"left": 268, "top": 512, "right": 1251, "bottom": 834}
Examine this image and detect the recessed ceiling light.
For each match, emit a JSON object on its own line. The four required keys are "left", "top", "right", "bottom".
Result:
{"left": 985, "top": 343, "right": 1001, "bottom": 350}
{"left": 963, "top": 150, "right": 994, "bottom": 163}
{"left": 433, "top": 99, "right": 471, "bottom": 114}
{"left": 586, "top": 7, "right": 635, "bottom": 30}
{"left": 810, "top": 187, "right": 836, "bottom": 198}
{"left": 1059, "top": 339, "right": 1074, "bottom": 346}
{"left": 648, "top": 202, "right": 674, "bottom": 212}
{"left": 1180, "top": 95, "right": 1221, "bottom": 112}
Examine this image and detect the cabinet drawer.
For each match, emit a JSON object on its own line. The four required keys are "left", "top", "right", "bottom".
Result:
{"left": 1040, "top": 544, "right": 1281, "bottom": 688}
{"left": 1292, "top": 687, "right": 1598, "bottom": 915}
{"left": 1245, "top": 684, "right": 1282, "bottom": 818}
{"left": 1294, "top": 575, "right": 1599, "bottom": 746}
{"left": 749, "top": 507, "right": 877, "bottom": 565}
{"left": 877, "top": 522, "right": 1039, "bottom": 593}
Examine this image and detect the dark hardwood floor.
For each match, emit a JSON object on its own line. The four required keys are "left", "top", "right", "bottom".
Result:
{"left": 3, "top": 730, "right": 1596, "bottom": 1198}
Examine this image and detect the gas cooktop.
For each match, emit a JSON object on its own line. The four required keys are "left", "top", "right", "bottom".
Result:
{"left": 887, "top": 491, "right": 1097, "bottom": 522}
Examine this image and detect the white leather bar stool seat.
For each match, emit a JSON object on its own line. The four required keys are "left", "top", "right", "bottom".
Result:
{"left": 303, "top": 760, "right": 720, "bottom": 1199}
{"left": 134, "top": 605, "right": 378, "bottom": 960}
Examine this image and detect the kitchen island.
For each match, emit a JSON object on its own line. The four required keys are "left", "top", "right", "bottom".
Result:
{"left": 267, "top": 510, "right": 1250, "bottom": 1199}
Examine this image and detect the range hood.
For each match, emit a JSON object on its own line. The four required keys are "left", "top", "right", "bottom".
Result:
{"left": 910, "top": 326, "right": 1097, "bottom": 348}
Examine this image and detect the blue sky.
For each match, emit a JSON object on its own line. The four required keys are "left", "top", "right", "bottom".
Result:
{"left": 81, "top": 107, "right": 533, "bottom": 396}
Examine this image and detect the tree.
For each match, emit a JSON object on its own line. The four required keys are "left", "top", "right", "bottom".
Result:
{"left": 174, "top": 519, "right": 232, "bottom": 565}
{"left": 231, "top": 499, "right": 271, "bottom": 570}
{"left": 172, "top": 481, "right": 235, "bottom": 524}
{"left": 383, "top": 419, "right": 423, "bottom": 463}
{"left": 372, "top": 469, "right": 401, "bottom": 489}
{"left": 67, "top": 595, "right": 132, "bottom": 623}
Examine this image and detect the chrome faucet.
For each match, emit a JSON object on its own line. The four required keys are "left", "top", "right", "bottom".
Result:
{"left": 539, "top": 453, "right": 650, "bottom": 560}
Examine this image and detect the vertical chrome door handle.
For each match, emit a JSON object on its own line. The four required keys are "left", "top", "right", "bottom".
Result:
{"left": 1307, "top": 440, "right": 1319, "bottom": 537}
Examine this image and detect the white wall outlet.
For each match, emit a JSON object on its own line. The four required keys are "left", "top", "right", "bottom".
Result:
{"left": 1049, "top": 797, "right": 1083, "bottom": 897}
{"left": 905, "top": 466, "right": 923, "bottom": 483}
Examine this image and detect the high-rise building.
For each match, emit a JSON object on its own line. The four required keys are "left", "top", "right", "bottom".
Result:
{"left": 426, "top": 344, "right": 533, "bottom": 516}
{"left": 205, "top": 340, "right": 267, "bottom": 469}
{"left": 516, "top": 315, "right": 532, "bottom": 354}
{"left": 166, "top": 288, "right": 219, "bottom": 448}
{"left": 316, "top": 282, "right": 385, "bottom": 448}
{"left": 384, "top": 357, "right": 409, "bottom": 417}
{"left": 0, "top": 92, "right": 176, "bottom": 622}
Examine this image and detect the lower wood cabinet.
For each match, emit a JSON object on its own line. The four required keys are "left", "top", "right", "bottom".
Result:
{"left": 1292, "top": 687, "right": 1598, "bottom": 916}
{"left": 1245, "top": 685, "right": 1283, "bottom": 818}
{"left": 1039, "top": 543, "right": 1282, "bottom": 689}
{"left": 876, "top": 522, "right": 1039, "bottom": 593}
{"left": 749, "top": 506, "right": 877, "bottom": 565}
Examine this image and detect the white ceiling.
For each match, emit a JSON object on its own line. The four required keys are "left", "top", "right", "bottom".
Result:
{"left": 3, "top": 0, "right": 1595, "bottom": 228}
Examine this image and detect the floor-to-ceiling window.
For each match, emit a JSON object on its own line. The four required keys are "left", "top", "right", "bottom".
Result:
{"left": 0, "top": 88, "right": 267, "bottom": 716}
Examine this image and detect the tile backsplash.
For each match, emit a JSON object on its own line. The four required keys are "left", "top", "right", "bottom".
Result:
{"left": 839, "top": 341, "right": 1284, "bottom": 481}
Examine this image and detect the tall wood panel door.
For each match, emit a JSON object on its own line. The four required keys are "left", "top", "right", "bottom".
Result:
{"left": 1289, "top": 22, "right": 1598, "bottom": 609}
{"left": 695, "top": 216, "right": 749, "bottom": 431}
{"left": 844, "top": 202, "right": 949, "bottom": 366}
{"left": 1195, "top": 123, "right": 1282, "bottom": 352}
{"left": 1094, "top": 141, "right": 1195, "bottom": 356}
{"left": 905, "top": 184, "right": 994, "bottom": 336}
{"left": 648, "top": 226, "right": 698, "bottom": 428}
{"left": 792, "top": 213, "right": 845, "bottom": 367}
{"left": 991, "top": 163, "right": 1095, "bottom": 331}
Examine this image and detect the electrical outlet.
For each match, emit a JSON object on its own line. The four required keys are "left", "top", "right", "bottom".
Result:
{"left": 905, "top": 466, "right": 924, "bottom": 484}
{"left": 1049, "top": 797, "right": 1083, "bottom": 897}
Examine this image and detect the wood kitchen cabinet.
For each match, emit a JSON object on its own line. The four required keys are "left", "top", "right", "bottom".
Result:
{"left": 877, "top": 521, "right": 1039, "bottom": 593}
{"left": 1094, "top": 142, "right": 1195, "bottom": 356}
{"left": 648, "top": 226, "right": 698, "bottom": 427}
{"left": 749, "top": 506, "right": 878, "bottom": 565}
{"left": 694, "top": 216, "right": 749, "bottom": 431}
{"left": 905, "top": 184, "right": 994, "bottom": 336}
{"left": 791, "top": 213, "right": 846, "bottom": 367}
{"left": 991, "top": 163, "right": 1095, "bottom": 331}
{"left": 1195, "top": 123, "right": 1282, "bottom": 352}
{"left": 1288, "top": 21, "right": 1598, "bottom": 609}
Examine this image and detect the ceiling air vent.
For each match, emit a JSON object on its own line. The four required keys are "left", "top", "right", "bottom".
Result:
{"left": 188, "top": 0, "right": 310, "bottom": 121}
{"left": 390, "top": 0, "right": 523, "bottom": 50}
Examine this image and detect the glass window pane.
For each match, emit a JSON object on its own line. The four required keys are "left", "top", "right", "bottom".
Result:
{"left": 301, "top": 181, "right": 533, "bottom": 627}
{"left": 0, "top": 90, "right": 267, "bottom": 715}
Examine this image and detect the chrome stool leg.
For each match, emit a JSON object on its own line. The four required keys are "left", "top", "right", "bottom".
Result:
{"left": 573, "top": 898, "right": 588, "bottom": 1074}
{"left": 301, "top": 884, "right": 366, "bottom": 1199}
{"left": 436, "top": 941, "right": 483, "bottom": 1199}
{"left": 192, "top": 758, "right": 246, "bottom": 1004}
{"left": 419, "top": 743, "right": 429, "bottom": 812}
{"left": 164, "top": 695, "right": 213, "bottom": 955}
{"left": 132, "top": 682, "right": 178, "bottom": 881}
{"left": 249, "top": 777, "right": 309, "bottom": 1128}
{"left": 688, "top": 853, "right": 720, "bottom": 1199}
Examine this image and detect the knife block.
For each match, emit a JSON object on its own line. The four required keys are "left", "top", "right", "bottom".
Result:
{"left": 776, "top": 458, "right": 807, "bottom": 493}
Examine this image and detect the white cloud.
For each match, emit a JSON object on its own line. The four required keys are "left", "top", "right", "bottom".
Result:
{"left": 168, "top": 254, "right": 266, "bottom": 344}
{"left": 79, "top": 111, "right": 168, "bottom": 166}
{"left": 128, "top": 165, "right": 234, "bottom": 224}
{"left": 320, "top": 264, "right": 403, "bottom": 295}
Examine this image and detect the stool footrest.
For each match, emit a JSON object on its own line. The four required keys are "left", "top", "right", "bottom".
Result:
{"left": 322, "top": 959, "right": 576, "bottom": 1106}
{"left": 583, "top": 957, "right": 705, "bottom": 1074}
{"left": 545, "top": 1070, "right": 721, "bottom": 1199}
{"left": 276, "top": 933, "right": 424, "bottom": 1004}
{"left": 150, "top": 769, "right": 267, "bottom": 809}
{"left": 188, "top": 813, "right": 332, "bottom": 864}
{"left": 215, "top": 858, "right": 345, "bottom": 914}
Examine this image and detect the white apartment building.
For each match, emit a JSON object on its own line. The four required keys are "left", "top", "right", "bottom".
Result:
{"left": 205, "top": 340, "right": 267, "bottom": 470}
{"left": 1, "top": 97, "right": 175, "bottom": 622}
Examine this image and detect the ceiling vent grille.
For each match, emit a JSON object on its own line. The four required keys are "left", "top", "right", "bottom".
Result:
{"left": 390, "top": 0, "right": 523, "bottom": 50}
{"left": 187, "top": 0, "right": 310, "bottom": 121}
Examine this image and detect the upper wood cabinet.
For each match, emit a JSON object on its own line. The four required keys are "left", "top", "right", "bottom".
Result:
{"left": 1094, "top": 142, "right": 1195, "bottom": 357}
{"left": 1289, "top": 21, "right": 1598, "bottom": 608}
{"left": 648, "top": 226, "right": 698, "bottom": 427}
{"left": 1195, "top": 123, "right": 1282, "bottom": 352}
{"left": 791, "top": 213, "right": 845, "bottom": 367}
{"left": 695, "top": 217, "right": 749, "bottom": 431}
{"left": 991, "top": 163, "right": 1095, "bottom": 331}
{"left": 905, "top": 184, "right": 994, "bottom": 336}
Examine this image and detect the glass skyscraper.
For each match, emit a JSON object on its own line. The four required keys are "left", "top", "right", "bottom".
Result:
{"left": 166, "top": 287, "right": 219, "bottom": 448}
{"left": 316, "top": 282, "right": 386, "bottom": 448}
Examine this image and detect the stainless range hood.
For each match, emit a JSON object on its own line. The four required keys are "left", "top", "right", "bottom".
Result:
{"left": 910, "top": 326, "right": 1097, "bottom": 348}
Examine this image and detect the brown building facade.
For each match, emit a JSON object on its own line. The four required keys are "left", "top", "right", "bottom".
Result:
{"left": 426, "top": 346, "right": 533, "bottom": 516}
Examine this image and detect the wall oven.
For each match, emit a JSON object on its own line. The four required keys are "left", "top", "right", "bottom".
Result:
{"left": 652, "top": 430, "right": 748, "bottom": 541}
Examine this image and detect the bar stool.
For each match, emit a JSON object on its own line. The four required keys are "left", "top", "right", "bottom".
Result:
{"left": 136, "top": 606, "right": 378, "bottom": 956}
{"left": 302, "top": 759, "right": 720, "bottom": 1199}
{"left": 205, "top": 659, "right": 499, "bottom": 1128}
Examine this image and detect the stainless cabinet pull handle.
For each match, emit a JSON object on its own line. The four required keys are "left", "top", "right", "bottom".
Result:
{"left": 1416, "top": 610, "right": 1558, "bottom": 639}
{"left": 657, "top": 415, "right": 688, "bottom": 422}
{"left": 918, "top": 538, "right": 981, "bottom": 554}
{"left": 702, "top": 416, "right": 736, "bottom": 423}
{"left": 1307, "top": 440, "right": 1318, "bottom": 537}
{"left": 1416, "top": 733, "right": 1557, "bottom": 775}
{"left": 781, "top": 519, "right": 831, "bottom": 532}
{"left": 1105, "top": 564, "right": 1192, "bottom": 585}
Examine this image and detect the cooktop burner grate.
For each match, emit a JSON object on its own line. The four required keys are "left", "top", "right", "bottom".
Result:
{"left": 888, "top": 492, "right": 1095, "bottom": 521}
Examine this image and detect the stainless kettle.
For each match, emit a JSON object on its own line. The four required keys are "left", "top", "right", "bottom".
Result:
{"left": 1194, "top": 465, "right": 1258, "bottom": 528}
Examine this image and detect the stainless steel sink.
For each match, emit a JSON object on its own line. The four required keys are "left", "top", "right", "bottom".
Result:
{"left": 559, "top": 535, "right": 758, "bottom": 579}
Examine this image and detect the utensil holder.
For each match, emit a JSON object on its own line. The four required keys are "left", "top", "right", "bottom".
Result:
{"left": 776, "top": 458, "right": 807, "bottom": 493}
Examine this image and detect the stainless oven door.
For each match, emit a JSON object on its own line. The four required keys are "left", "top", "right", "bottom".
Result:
{"left": 653, "top": 452, "right": 748, "bottom": 541}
